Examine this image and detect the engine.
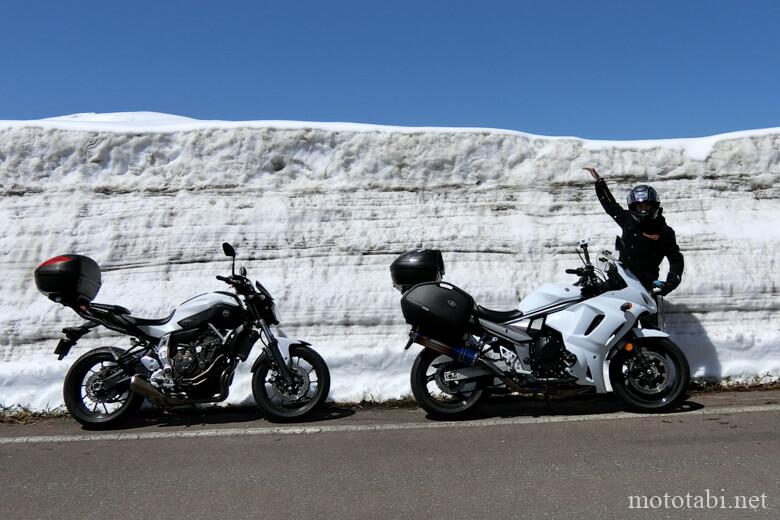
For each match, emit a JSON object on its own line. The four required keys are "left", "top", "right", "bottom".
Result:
{"left": 529, "top": 329, "right": 577, "bottom": 378}
{"left": 171, "top": 329, "right": 223, "bottom": 379}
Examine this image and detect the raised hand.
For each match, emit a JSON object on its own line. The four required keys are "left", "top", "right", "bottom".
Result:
{"left": 583, "top": 167, "right": 600, "bottom": 181}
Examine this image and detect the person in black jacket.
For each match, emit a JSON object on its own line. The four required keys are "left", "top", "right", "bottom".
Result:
{"left": 584, "top": 167, "right": 684, "bottom": 328}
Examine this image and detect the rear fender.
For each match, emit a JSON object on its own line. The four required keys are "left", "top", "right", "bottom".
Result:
{"left": 54, "top": 322, "right": 99, "bottom": 360}
{"left": 251, "top": 338, "right": 311, "bottom": 372}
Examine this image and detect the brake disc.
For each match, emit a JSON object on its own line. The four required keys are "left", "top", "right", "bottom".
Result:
{"left": 627, "top": 351, "right": 669, "bottom": 394}
{"left": 273, "top": 365, "right": 310, "bottom": 402}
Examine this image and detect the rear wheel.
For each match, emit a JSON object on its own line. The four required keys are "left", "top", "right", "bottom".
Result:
{"left": 252, "top": 345, "right": 330, "bottom": 421}
{"left": 410, "top": 348, "right": 487, "bottom": 419}
{"left": 609, "top": 339, "right": 690, "bottom": 412}
{"left": 63, "top": 348, "right": 143, "bottom": 429}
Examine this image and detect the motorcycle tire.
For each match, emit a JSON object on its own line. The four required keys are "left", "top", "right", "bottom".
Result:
{"left": 252, "top": 344, "right": 330, "bottom": 421}
{"left": 609, "top": 338, "right": 690, "bottom": 412}
{"left": 63, "top": 347, "right": 143, "bottom": 429}
{"left": 410, "top": 348, "right": 487, "bottom": 419}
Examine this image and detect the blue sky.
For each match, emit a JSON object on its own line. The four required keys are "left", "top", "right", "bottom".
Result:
{"left": 1, "top": 0, "right": 778, "bottom": 139}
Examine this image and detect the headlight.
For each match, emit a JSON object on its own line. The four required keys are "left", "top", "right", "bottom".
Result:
{"left": 270, "top": 303, "right": 281, "bottom": 323}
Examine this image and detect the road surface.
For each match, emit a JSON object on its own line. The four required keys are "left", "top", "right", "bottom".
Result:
{"left": 1, "top": 390, "right": 778, "bottom": 520}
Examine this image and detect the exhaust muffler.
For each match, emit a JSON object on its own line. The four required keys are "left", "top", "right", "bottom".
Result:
{"left": 410, "top": 331, "right": 525, "bottom": 393}
{"left": 129, "top": 376, "right": 187, "bottom": 407}
{"left": 411, "top": 332, "right": 479, "bottom": 365}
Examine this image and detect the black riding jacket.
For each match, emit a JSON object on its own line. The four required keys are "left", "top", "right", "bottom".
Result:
{"left": 595, "top": 179, "right": 684, "bottom": 292}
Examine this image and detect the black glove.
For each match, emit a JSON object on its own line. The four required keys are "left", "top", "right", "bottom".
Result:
{"left": 661, "top": 273, "right": 681, "bottom": 295}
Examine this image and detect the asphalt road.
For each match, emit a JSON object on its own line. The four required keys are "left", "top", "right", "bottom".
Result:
{"left": 1, "top": 390, "right": 778, "bottom": 520}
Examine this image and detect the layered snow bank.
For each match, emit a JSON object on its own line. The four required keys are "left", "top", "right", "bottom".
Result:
{"left": 1, "top": 113, "right": 779, "bottom": 409}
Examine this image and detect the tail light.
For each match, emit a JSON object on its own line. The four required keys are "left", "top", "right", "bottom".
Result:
{"left": 38, "top": 256, "right": 72, "bottom": 268}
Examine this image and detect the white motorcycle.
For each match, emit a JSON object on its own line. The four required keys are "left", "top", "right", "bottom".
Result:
{"left": 390, "top": 241, "right": 690, "bottom": 418}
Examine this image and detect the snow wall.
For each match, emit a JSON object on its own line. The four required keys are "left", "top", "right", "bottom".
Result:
{"left": 1, "top": 113, "right": 779, "bottom": 409}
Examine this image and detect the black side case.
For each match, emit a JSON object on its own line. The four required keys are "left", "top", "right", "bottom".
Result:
{"left": 390, "top": 249, "right": 445, "bottom": 292}
{"left": 34, "top": 254, "right": 102, "bottom": 304}
{"left": 401, "top": 282, "right": 474, "bottom": 341}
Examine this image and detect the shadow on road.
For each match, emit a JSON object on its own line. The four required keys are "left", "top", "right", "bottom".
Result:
{"left": 424, "top": 393, "right": 705, "bottom": 422}
{"left": 102, "top": 403, "right": 356, "bottom": 431}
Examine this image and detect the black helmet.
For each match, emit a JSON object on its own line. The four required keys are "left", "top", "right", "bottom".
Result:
{"left": 627, "top": 185, "right": 660, "bottom": 223}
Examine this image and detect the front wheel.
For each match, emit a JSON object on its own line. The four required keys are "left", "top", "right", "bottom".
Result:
{"left": 410, "top": 348, "right": 487, "bottom": 419}
{"left": 63, "top": 348, "right": 143, "bottom": 429}
{"left": 609, "top": 339, "right": 690, "bottom": 412}
{"left": 252, "top": 345, "right": 330, "bottom": 421}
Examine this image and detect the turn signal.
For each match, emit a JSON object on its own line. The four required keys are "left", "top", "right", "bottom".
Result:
{"left": 620, "top": 302, "right": 633, "bottom": 311}
{"left": 624, "top": 343, "right": 634, "bottom": 352}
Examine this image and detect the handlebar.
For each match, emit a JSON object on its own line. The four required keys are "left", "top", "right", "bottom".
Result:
{"left": 217, "top": 274, "right": 246, "bottom": 288}
{"left": 566, "top": 266, "right": 594, "bottom": 275}
{"left": 216, "top": 274, "right": 263, "bottom": 299}
{"left": 216, "top": 271, "right": 274, "bottom": 303}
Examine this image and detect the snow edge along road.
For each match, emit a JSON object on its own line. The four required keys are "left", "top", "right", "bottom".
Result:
{"left": 1, "top": 404, "right": 778, "bottom": 445}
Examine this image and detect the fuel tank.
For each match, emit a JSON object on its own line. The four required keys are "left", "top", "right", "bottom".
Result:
{"left": 518, "top": 283, "right": 582, "bottom": 316}
{"left": 137, "top": 292, "right": 244, "bottom": 338}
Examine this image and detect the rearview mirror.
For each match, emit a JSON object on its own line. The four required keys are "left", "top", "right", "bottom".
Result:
{"left": 222, "top": 243, "right": 236, "bottom": 257}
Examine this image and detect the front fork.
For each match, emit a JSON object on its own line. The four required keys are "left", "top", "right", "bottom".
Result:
{"left": 258, "top": 320, "right": 294, "bottom": 383}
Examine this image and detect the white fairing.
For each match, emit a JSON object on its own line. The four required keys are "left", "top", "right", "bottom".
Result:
{"left": 136, "top": 292, "right": 241, "bottom": 338}
{"left": 518, "top": 282, "right": 582, "bottom": 315}
{"left": 542, "top": 263, "right": 657, "bottom": 393}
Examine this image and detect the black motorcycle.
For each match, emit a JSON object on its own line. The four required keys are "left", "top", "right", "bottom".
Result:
{"left": 34, "top": 243, "right": 330, "bottom": 428}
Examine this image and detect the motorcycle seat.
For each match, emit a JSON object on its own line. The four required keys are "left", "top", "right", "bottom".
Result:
{"left": 89, "top": 303, "right": 131, "bottom": 315}
{"left": 88, "top": 303, "right": 174, "bottom": 327}
{"left": 122, "top": 310, "right": 176, "bottom": 327}
{"left": 476, "top": 305, "right": 524, "bottom": 323}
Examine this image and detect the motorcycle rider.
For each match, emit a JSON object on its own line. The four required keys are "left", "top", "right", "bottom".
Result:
{"left": 584, "top": 167, "right": 684, "bottom": 328}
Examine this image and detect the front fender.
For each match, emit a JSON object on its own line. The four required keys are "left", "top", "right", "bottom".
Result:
{"left": 250, "top": 338, "right": 311, "bottom": 372}
{"left": 606, "top": 328, "right": 670, "bottom": 361}
{"left": 631, "top": 328, "right": 670, "bottom": 339}
{"left": 602, "top": 328, "right": 672, "bottom": 392}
